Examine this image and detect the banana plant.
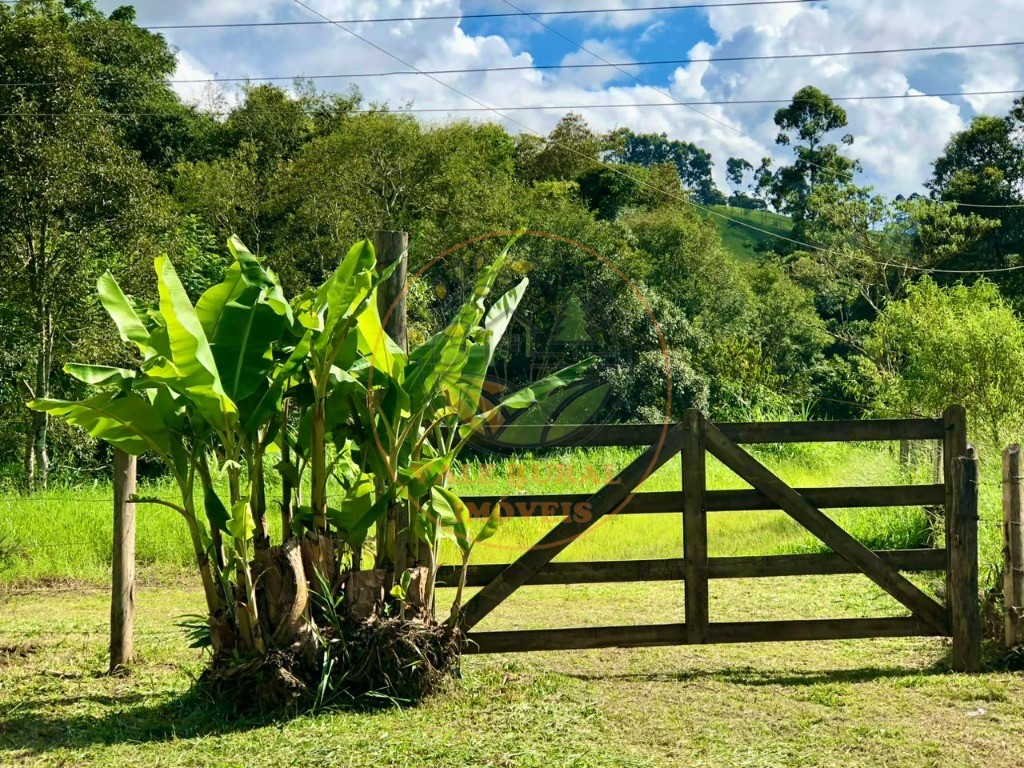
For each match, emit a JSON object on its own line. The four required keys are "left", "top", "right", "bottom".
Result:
{"left": 426, "top": 486, "right": 501, "bottom": 624}
{"left": 32, "top": 232, "right": 596, "bottom": 659}
{"left": 30, "top": 238, "right": 302, "bottom": 654}
{"left": 329, "top": 235, "right": 597, "bottom": 607}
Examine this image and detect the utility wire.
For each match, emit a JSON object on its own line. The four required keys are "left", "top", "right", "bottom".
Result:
{"left": 3, "top": 88, "right": 1021, "bottom": 117}
{"left": 6, "top": 0, "right": 1013, "bottom": 272}
{"left": 499, "top": 0, "right": 1024, "bottom": 247}
{"left": 280, "top": 0, "right": 1024, "bottom": 275}
{"left": 283, "top": 0, "right": 817, "bottom": 255}
{"left": 130, "top": 0, "right": 816, "bottom": 30}
{"left": 10, "top": 40, "right": 1024, "bottom": 89}
{"left": 505, "top": 0, "right": 817, "bottom": 158}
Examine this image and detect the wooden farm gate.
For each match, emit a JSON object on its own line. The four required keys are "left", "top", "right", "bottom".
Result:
{"left": 439, "top": 407, "right": 981, "bottom": 671}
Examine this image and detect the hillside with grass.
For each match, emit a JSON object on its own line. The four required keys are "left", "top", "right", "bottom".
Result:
{"left": 707, "top": 205, "right": 795, "bottom": 261}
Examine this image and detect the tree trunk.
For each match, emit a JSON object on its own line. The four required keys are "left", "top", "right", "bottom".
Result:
{"left": 27, "top": 227, "right": 51, "bottom": 490}
{"left": 281, "top": 405, "right": 294, "bottom": 541}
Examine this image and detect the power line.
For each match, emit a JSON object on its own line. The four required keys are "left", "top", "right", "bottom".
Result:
{"left": 501, "top": 0, "right": 1024, "bottom": 234}
{"left": 7, "top": 0, "right": 1012, "bottom": 274}
{"left": 9, "top": 39, "right": 1023, "bottom": 89}
{"left": 279, "top": 0, "right": 1024, "bottom": 276}
{"left": 3, "top": 88, "right": 1020, "bottom": 117}
{"left": 134, "top": 0, "right": 816, "bottom": 30}
{"left": 282, "top": 0, "right": 797, "bottom": 256}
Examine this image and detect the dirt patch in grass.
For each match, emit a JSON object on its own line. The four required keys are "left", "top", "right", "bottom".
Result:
{"left": 0, "top": 643, "right": 38, "bottom": 665}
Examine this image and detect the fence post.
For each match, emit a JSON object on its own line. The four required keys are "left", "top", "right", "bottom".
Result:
{"left": 110, "top": 449, "right": 137, "bottom": 673}
{"left": 950, "top": 450, "right": 981, "bottom": 672}
{"left": 374, "top": 230, "right": 408, "bottom": 352}
{"left": 943, "top": 405, "right": 968, "bottom": 609}
{"left": 1003, "top": 444, "right": 1024, "bottom": 648}
{"left": 373, "top": 231, "right": 417, "bottom": 575}
{"left": 682, "top": 409, "right": 709, "bottom": 643}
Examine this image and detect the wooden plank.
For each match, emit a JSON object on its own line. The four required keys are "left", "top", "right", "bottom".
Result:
{"left": 460, "top": 485, "right": 944, "bottom": 518}
{"left": 1003, "top": 444, "right": 1024, "bottom": 648}
{"left": 482, "top": 418, "right": 943, "bottom": 449}
{"left": 717, "top": 419, "right": 944, "bottom": 444}
{"left": 950, "top": 453, "right": 981, "bottom": 672}
{"left": 943, "top": 405, "right": 968, "bottom": 617}
{"left": 708, "top": 548, "right": 948, "bottom": 579}
{"left": 438, "top": 559, "right": 685, "bottom": 587}
{"left": 682, "top": 409, "right": 709, "bottom": 643}
{"left": 463, "top": 617, "right": 936, "bottom": 654}
{"left": 703, "top": 419, "right": 951, "bottom": 635}
{"left": 437, "top": 549, "right": 947, "bottom": 588}
{"left": 706, "top": 484, "right": 945, "bottom": 512}
{"left": 467, "top": 623, "right": 686, "bottom": 653}
{"left": 457, "top": 423, "right": 687, "bottom": 631}
{"left": 474, "top": 422, "right": 673, "bottom": 449}
{"left": 110, "top": 450, "right": 136, "bottom": 674}
{"left": 707, "top": 616, "right": 938, "bottom": 644}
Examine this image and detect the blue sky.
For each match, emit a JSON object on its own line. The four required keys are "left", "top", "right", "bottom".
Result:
{"left": 459, "top": 1, "right": 717, "bottom": 88}
{"left": 96, "top": 0, "right": 1024, "bottom": 198}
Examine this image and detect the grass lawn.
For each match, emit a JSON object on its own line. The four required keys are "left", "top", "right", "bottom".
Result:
{"left": 2, "top": 579, "right": 1023, "bottom": 768}
{"left": 0, "top": 442, "right": 960, "bottom": 584}
{"left": 0, "top": 442, "right": 1017, "bottom": 766}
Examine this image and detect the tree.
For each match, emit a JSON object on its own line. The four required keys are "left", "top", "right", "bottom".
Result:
{"left": 726, "top": 157, "right": 753, "bottom": 193}
{"left": 576, "top": 162, "right": 683, "bottom": 220}
{"left": 792, "top": 187, "right": 998, "bottom": 318}
{"left": 863, "top": 277, "right": 1024, "bottom": 448}
{"left": 0, "top": 0, "right": 167, "bottom": 487}
{"left": 928, "top": 109, "right": 1024, "bottom": 295}
{"left": 725, "top": 157, "right": 762, "bottom": 209}
{"left": 67, "top": 3, "right": 219, "bottom": 168}
{"left": 753, "top": 157, "right": 775, "bottom": 211}
{"left": 263, "top": 113, "right": 522, "bottom": 291}
{"left": 517, "top": 113, "right": 602, "bottom": 183}
{"left": 605, "top": 127, "right": 725, "bottom": 205}
{"left": 770, "top": 86, "right": 861, "bottom": 240}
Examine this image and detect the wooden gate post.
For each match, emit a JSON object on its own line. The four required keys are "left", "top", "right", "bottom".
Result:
{"left": 373, "top": 231, "right": 417, "bottom": 575}
{"left": 950, "top": 450, "right": 981, "bottom": 672}
{"left": 943, "top": 406, "right": 967, "bottom": 606}
{"left": 374, "top": 231, "right": 408, "bottom": 352}
{"left": 1003, "top": 444, "right": 1024, "bottom": 648}
{"left": 110, "top": 449, "right": 137, "bottom": 673}
{"left": 682, "top": 409, "right": 709, "bottom": 643}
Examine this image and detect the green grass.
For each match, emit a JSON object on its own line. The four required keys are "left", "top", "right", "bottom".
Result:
{"left": 0, "top": 441, "right": 943, "bottom": 585}
{"left": 707, "top": 205, "right": 794, "bottom": 261}
{"left": 0, "top": 442, "right": 1018, "bottom": 766}
{"left": 3, "top": 580, "right": 1024, "bottom": 767}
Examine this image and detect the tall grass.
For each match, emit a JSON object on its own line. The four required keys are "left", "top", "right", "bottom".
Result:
{"left": 0, "top": 440, "right": 987, "bottom": 587}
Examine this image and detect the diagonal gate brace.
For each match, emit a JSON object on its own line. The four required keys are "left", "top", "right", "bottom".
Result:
{"left": 702, "top": 420, "right": 950, "bottom": 636}
{"left": 459, "top": 422, "right": 688, "bottom": 631}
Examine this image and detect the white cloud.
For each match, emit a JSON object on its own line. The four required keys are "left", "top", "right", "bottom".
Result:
{"left": 92, "top": 0, "right": 1024, "bottom": 197}
{"left": 555, "top": 38, "right": 636, "bottom": 89}
{"left": 169, "top": 50, "right": 224, "bottom": 107}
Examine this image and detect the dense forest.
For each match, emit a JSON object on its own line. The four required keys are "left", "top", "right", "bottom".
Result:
{"left": 3, "top": 0, "right": 1024, "bottom": 489}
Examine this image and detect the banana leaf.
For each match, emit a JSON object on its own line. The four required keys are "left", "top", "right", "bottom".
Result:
{"left": 28, "top": 391, "right": 172, "bottom": 457}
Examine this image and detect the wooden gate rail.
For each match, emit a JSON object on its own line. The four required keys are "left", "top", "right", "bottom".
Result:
{"left": 437, "top": 549, "right": 947, "bottom": 588}
{"left": 481, "top": 418, "right": 944, "bottom": 449}
{"left": 454, "top": 407, "right": 980, "bottom": 671}
{"left": 467, "top": 617, "right": 936, "bottom": 654}
{"left": 459, "top": 485, "right": 945, "bottom": 517}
